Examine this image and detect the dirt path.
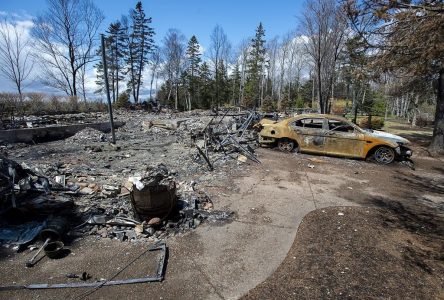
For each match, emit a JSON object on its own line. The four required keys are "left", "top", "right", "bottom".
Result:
{"left": 242, "top": 206, "right": 444, "bottom": 299}
{"left": 1, "top": 148, "right": 443, "bottom": 299}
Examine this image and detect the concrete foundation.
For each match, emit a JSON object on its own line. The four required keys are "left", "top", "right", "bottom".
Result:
{"left": 0, "top": 122, "right": 125, "bottom": 144}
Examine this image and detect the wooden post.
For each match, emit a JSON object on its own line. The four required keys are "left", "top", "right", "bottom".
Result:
{"left": 101, "top": 34, "right": 116, "bottom": 144}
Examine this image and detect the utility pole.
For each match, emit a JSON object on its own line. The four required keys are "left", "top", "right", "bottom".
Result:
{"left": 101, "top": 34, "right": 116, "bottom": 144}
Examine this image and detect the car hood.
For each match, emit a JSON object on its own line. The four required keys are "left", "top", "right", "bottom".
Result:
{"left": 364, "top": 130, "right": 410, "bottom": 145}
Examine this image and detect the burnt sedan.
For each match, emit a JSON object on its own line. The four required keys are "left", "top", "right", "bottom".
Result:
{"left": 258, "top": 114, "right": 413, "bottom": 164}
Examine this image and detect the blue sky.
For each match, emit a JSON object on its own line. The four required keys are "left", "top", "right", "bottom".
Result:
{"left": 0, "top": 0, "right": 304, "bottom": 49}
{"left": 0, "top": 0, "right": 305, "bottom": 96}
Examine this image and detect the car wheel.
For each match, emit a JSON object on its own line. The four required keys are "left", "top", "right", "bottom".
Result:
{"left": 374, "top": 146, "right": 395, "bottom": 164}
{"left": 278, "top": 139, "right": 297, "bottom": 152}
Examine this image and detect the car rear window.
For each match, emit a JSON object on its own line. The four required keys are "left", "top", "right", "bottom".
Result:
{"left": 294, "top": 118, "right": 324, "bottom": 129}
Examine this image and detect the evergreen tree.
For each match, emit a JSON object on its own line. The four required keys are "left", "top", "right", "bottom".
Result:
{"left": 199, "top": 62, "right": 212, "bottom": 109}
{"left": 126, "top": 2, "right": 155, "bottom": 103}
{"left": 107, "top": 21, "right": 127, "bottom": 103}
{"left": 215, "top": 59, "right": 230, "bottom": 106}
{"left": 245, "top": 23, "right": 266, "bottom": 108}
{"left": 230, "top": 61, "right": 241, "bottom": 106}
{"left": 95, "top": 22, "right": 128, "bottom": 103}
{"left": 186, "top": 35, "right": 202, "bottom": 108}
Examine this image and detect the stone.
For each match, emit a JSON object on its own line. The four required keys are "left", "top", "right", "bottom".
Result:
{"left": 135, "top": 224, "right": 144, "bottom": 236}
{"left": 148, "top": 217, "right": 161, "bottom": 225}
{"left": 146, "top": 227, "right": 155, "bottom": 235}
{"left": 203, "top": 202, "right": 213, "bottom": 210}
{"left": 80, "top": 187, "right": 94, "bottom": 195}
{"left": 237, "top": 155, "right": 248, "bottom": 163}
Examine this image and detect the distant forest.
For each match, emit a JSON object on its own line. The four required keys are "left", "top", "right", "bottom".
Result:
{"left": 0, "top": 0, "right": 443, "bottom": 149}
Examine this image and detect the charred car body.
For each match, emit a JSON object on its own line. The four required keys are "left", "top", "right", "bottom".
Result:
{"left": 257, "top": 114, "right": 413, "bottom": 165}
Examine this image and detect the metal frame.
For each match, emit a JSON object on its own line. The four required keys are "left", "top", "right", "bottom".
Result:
{"left": 0, "top": 243, "right": 167, "bottom": 291}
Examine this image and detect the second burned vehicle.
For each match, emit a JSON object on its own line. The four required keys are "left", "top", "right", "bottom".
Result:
{"left": 257, "top": 114, "right": 413, "bottom": 165}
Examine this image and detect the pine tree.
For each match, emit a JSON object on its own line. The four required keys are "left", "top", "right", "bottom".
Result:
{"left": 215, "top": 59, "right": 230, "bottom": 106}
{"left": 245, "top": 23, "right": 266, "bottom": 108}
{"left": 199, "top": 62, "right": 212, "bottom": 109}
{"left": 186, "top": 35, "right": 202, "bottom": 108}
{"left": 230, "top": 61, "right": 241, "bottom": 106}
{"left": 95, "top": 22, "right": 128, "bottom": 103}
{"left": 107, "top": 21, "right": 127, "bottom": 103}
{"left": 126, "top": 2, "right": 155, "bottom": 103}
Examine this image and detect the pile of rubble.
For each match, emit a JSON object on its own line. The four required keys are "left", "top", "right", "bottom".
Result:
{"left": 0, "top": 108, "right": 268, "bottom": 250}
{"left": 65, "top": 127, "right": 107, "bottom": 144}
{"left": 0, "top": 154, "right": 233, "bottom": 247}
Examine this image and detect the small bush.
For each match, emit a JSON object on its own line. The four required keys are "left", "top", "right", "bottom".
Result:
{"left": 49, "top": 95, "right": 63, "bottom": 113}
{"left": 26, "top": 93, "right": 46, "bottom": 115}
{"left": 358, "top": 116, "right": 384, "bottom": 130}
{"left": 67, "top": 96, "right": 79, "bottom": 112}
{"left": 114, "top": 92, "right": 130, "bottom": 109}
{"left": 261, "top": 96, "right": 276, "bottom": 113}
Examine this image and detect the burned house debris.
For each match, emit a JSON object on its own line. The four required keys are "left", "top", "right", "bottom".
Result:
{"left": 1, "top": 109, "right": 262, "bottom": 287}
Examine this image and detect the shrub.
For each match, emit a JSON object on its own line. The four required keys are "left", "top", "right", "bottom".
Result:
{"left": 114, "top": 92, "right": 130, "bottom": 109}
{"left": 49, "top": 95, "right": 63, "bottom": 113}
{"left": 67, "top": 96, "right": 79, "bottom": 112}
{"left": 358, "top": 116, "right": 384, "bottom": 130}
{"left": 261, "top": 96, "right": 275, "bottom": 113}
{"left": 295, "top": 95, "right": 304, "bottom": 109}
{"left": 26, "top": 93, "right": 46, "bottom": 115}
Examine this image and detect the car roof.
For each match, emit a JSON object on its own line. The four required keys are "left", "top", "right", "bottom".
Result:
{"left": 290, "top": 114, "right": 349, "bottom": 122}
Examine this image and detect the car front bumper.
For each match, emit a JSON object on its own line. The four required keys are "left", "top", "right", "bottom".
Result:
{"left": 395, "top": 145, "right": 413, "bottom": 159}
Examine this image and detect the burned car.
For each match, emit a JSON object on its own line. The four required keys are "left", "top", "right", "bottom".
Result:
{"left": 257, "top": 114, "right": 413, "bottom": 164}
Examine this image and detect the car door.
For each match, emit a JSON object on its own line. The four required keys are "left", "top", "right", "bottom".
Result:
{"left": 323, "top": 119, "right": 366, "bottom": 158}
{"left": 290, "top": 118, "right": 327, "bottom": 153}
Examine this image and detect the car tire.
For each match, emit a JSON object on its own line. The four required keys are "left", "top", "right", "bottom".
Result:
{"left": 373, "top": 146, "right": 395, "bottom": 164}
{"left": 278, "top": 139, "right": 298, "bottom": 153}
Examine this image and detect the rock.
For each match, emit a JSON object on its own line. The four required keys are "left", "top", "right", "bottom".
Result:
{"left": 78, "top": 182, "right": 88, "bottom": 188}
{"left": 135, "top": 224, "right": 144, "bottom": 236}
{"left": 80, "top": 187, "right": 94, "bottom": 195}
{"left": 203, "top": 202, "right": 213, "bottom": 210}
{"left": 237, "top": 155, "right": 248, "bottom": 163}
{"left": 148, "top": 217, "right": 161, "bottom": 225}
{"left": 146, "top": 227, "right": 155, "bottom": 235}
{"left": 102, "top": 185, "right": 119, "bottom": 191}
{"left": 123, "top": 181, "right": 134, "bottom": 191}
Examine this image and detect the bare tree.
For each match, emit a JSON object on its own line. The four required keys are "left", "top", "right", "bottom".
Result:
{"left": 266, "top": 36, "right": 279, "bottom": 99}
{"left": 32, "top": 0, "right": 104, "bottom": 97}
{"left": 149, "top": 47, "right": 162, "bottom": 102}
{"left": 300, "top": 0, "right": 346, "bottom": 113}
{"left": 161, "top": 29, "right": 186, "bottom": 110}
{"left": 0, "top": 19, "right": 34, "bottom": 103}
{"left": 236, "top": 38, "right": 250, "bottom": 106}
{"left": 277, "top": 32, "right": 292, "bottom": 104}
{"left": 77, "top": 63, "right": 88, "bottom": 103}
{"left": 209, "top": 25, "right": 231, "bottom": 109}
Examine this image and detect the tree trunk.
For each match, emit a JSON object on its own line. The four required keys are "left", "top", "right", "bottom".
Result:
{"left": 175, "top": 82, "right": 178, "bottom": 110}
{"left": 411, "top": 94, "right": 419, "bottom": 127}
{"left": 429, "top": 69, "right": 444, "bottom": 151}
{"left": 317, "top": 63, "right": 323, "bottom": 113}
{"left": 150, "top": 71, "right": 155, "bottom": 101}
